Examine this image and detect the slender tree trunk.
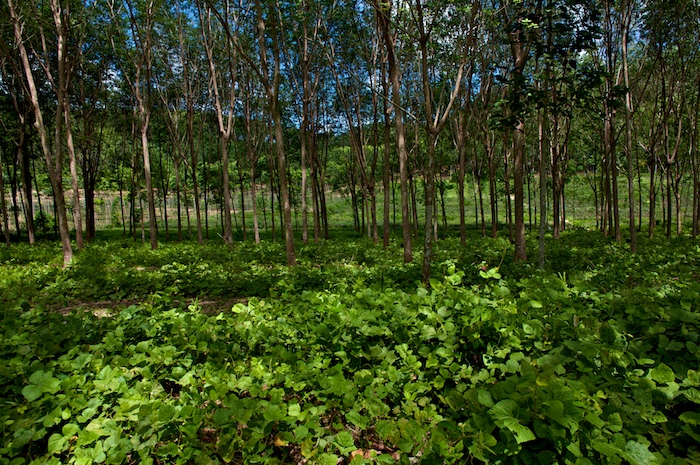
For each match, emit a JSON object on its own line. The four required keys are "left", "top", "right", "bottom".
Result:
{"left": 9, "top": 0, "right": 72, "bottom": 265}
{"left": 186, "top": 99, "right": 203, "bottom": 243}
{"left": 251, "top": 165, "right": 261, "bottom": 243}
{"left": 513, "top": 120, "right": 527, "bottom": 262}
{"left": 621, "top": 0, "right": 636, "bottom": 251}
{"left": 381, "top": 53, "right": 391, "bottom": 248}
{"left": 0, "top": 147, "right": 10, "bottom": 246}
{"left": 377, "top": 0, "right": 412, "bottom": 262}
{"left": 537, "top": 99, "right": 549, "bottom": 268}
{"left": 504, "top": 141, "right": 514, "bottom": 242}
{"left": 140, "top": 113, "right": 158, "bottom": 249}
{"left": 18, "top": 136, "right": 35, "bottom": 244}
{"left": 254, "top": 0, "right": 295, "bottom": 264}
{"left": 456, "top": 111, "right": 467, "bottom": 246}
{"left": 174, "top": 156, "right": 183, "bottom": 241}
{"left": 648, "top": 154, "right": 656, "bottom": 238}
{"left": 64, "top": 100, "right": 84, "bottom": 249}
{"left": 488, "top": 143, "right": 498, "bottom": 238}
{"left": 422, "top": 132, "right": 437, "bottom": 282}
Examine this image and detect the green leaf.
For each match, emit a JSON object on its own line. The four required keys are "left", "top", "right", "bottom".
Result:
{"left": 489, "top": 399, "right": 536, "bottom": 444}
{"left": 263, "top": 404, "right": 287, "bottom": 422}
{"left": 426, "top": 353, "right": 439, "bottom": 368}
{"left": 22, "top": 370, "right": 61, "bottom": 401}
{"left": 606, "top": 412, "right": 623, "bottom": 432}
{"left": 48, "top": 433, "right": 67, "bottom": 454}
{"left": 477, "top": 389, "right": 494, "bottom": 407}
{"left": 544, "top": 400, "right": 565, "bottom": 423}
{"left": 317, "top": 453, "right": 340, "bottom": 465}
{"left": 683, "top": 388, "right": 700, "bottom": 404}
{"left": 335, "top": 431, "right": 355, "bottom": 448}
{"left": 288, "top": 404, "right": 301, "bottom": 417}
{"left": 158, "top": 404, "right": 177, "bottom": 423}
{"left": 684, "top": 370, "right": 700, "bottom": 387}
{"left": 649, "top": 364, "right": 675, "bottom": 384}
{"left": 22, "top": 384, "right": 43, "bottom": 402}
{"left": 345, "top": 410, "right": 368, "bottom": 429}
{"left": 63, "top": 424, "right": 80, "bottom": 436}
{"left": 625, "top": 440, "right": 658, "bottom": 465}
{"left": 679, "top": 411, "right": 700, "bottom": 425}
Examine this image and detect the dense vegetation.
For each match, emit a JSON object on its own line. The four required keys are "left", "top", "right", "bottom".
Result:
{"left": 2, "top": 0, "right": 700, "bottom": 279}
{"left": 1, "top": 230, "right": 699, "bottom": 464}
{"left": 3, "top": 0, "right": 700, "bottom": 462}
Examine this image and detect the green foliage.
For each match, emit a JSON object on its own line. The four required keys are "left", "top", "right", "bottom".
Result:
{"left": 1, "top": 233, "right": 700, "bottom": 463}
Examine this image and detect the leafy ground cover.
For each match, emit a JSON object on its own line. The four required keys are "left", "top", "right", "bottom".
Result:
{"left": 1, "top": 230, "right": 700, "bottom": 464}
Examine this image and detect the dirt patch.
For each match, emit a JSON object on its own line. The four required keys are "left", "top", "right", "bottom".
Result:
{"left": 54, "top": 297, "right": 249, "bottom": 317}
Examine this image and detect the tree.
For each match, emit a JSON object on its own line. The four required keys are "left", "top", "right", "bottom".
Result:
{"left": 199, "top": 0, "right": 237, "bottom": 244}
{"left": 375, "top": 0, "right": 412, "bottom": 263}
{"left": 109, "top": 0, "right": 162, "bottom": 250}
{"left": 7, "top": 0, "right": 74, "bottom": 265}
{"left": 411, "top": 0, "right": 472, "bottom": 283}
{"left": 499, "top": 0, "right": 538, "bottom": 262}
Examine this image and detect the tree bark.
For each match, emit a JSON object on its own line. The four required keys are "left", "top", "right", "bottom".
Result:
{"left": 376, "top": 0, "right": 412, "bottom": 262}
{"left": 9, "top": 0, "right": 73, "bottom": 265}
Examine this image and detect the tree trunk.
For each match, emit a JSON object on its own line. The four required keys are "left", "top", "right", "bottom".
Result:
{"left": 0, "top": 147, "right": 10, "bottom": 246}
{"left": 621, "top": 0, "right": 636, "bottom": 251}
{"left": 9, "top": 0, "right": 72, "bottom": 265}
{"left": 18, "top": 134, "right": 35, "bottom": 244}
{"left": 255, "top": 0, "right": 295, "bottom": 265}
{"left": 455, "top": 111, "right": 467, "bottom": 246}
{"left": 513, "top": 120, "right": 527, "bottom": 262}
{"left": 65, "top": 100, "right": 84, "bottom": 249}
{"left": 376, "top": 0, "right": 412, "bottom": 262}
{"left": 140, "top": 114, "right": 158, "bottom": 249}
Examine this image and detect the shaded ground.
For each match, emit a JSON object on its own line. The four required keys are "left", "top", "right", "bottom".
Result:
{"left": 55, "top": 297, "right": 249, "bottom": 316}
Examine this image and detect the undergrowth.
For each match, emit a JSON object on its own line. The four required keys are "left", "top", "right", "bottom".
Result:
{"left": 1, "top": 230, "right": 699, "bottom": 464}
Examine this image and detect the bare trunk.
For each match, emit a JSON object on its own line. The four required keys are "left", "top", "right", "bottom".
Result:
{"left": 513, "top": 120, "right": 527, "bottom": 262}
{"left": 621, "top": 2, "right": 636, "bottom": 252}
{"left": 18, "top": 136, "right": 35, "bottom": 244}
{"left": 65, "top": 102, "right": 84, "bottom": 249}
{"left": 263, "top": 8, "right": 295, "bottom": 264}
{"left": 141, "top": 117, "right": 158, "bottom": 249}
{"left": 0, "top": 148, "right": 10, "bottom": 246}
{"left": 378, "top": 0, "right": 412, "bottom": 262}
{"left": 382, "top": 54, "right": 391, "bottom": 248}
{"left": 9, "top": 0, "right": 72, "bottom": 265}
{"left": 538, "top": 106, "right": 548, "bottom": 269}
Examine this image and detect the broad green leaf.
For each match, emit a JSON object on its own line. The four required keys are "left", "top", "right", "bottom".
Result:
{"left": 288, "top": 404, "right": 301, "bottom": 417}
{"left": 22, "top": 385, "right": 43, "bottom": 402}
{"left": 489, "top": 399, "right": 536, "bottom": 443}
{"left": 23, "top": 370, "right": 61, "bottom": 401}
{"left": 649, "top": 364, "right": 675, "bottom": 384}
{"left": 335, "top": 431, "right": 355, "bottom": 448}
{"left": 684, "top": 370, "right": 700, "bottom": 386}
{"left": 625, "top": 440, "right": 658, "bottom": 465}
{"left": 316, "top": 453, "right": 339, "bottom": 465}
{"left": 345, "top": 410, "right": 368, "bottom": 429}
{"left": 544, "top": 400, "right": 565, "bottom": 423}
{"left": 63, "top": 424, "right": 80, "bottom": 436}
{"left": 607, "top": 412, "right": 623, "bottom": 432}
{"left": 683, "top": 388, "right": 700, "bottom": 404}
{"left": 158, "top": 404, "right": 177, "bottom": 423}
{"left": 477, "top": 389, "right": 494, "bottom": 407}
{"left": 426, "top": 353, "right": 439, "bottom": 368}
{"left": 679, "top": 411, "right": 700, "bottom": 425}
{"left": 263, "top": 404, "right": 287, "bottom": 422}
{"left": 48, "top": 433, "right": 66, "bottom": 454}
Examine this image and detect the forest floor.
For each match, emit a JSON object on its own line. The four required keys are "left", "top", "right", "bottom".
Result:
{"left": 1, "top": 228, "right": 699, "bottom": 464}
